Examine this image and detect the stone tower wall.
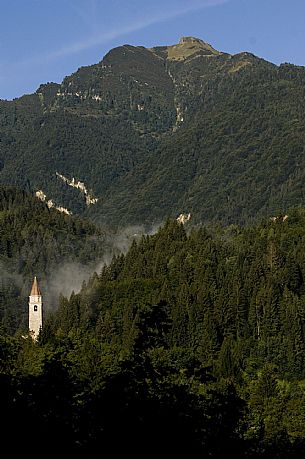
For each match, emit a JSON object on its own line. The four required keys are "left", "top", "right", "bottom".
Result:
{"left": 29, "top": 294, "right": 43, "bottom": 339}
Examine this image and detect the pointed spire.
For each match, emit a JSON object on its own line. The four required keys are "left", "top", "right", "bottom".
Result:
{"left": 30, "top": 276, "right": 41, "bottom": 296}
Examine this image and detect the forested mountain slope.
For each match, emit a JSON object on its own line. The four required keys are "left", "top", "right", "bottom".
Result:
{"left": 55, "top": 212, "right": 305, "bottom": 380}
{"left": 2, "top": 214, "right": 305, "bottom": 457}
{"left": 1, "top": 37, "right": 305, "bottom": 226}
{"left": 0, "top": 186, "right": 109, "bottom": 332}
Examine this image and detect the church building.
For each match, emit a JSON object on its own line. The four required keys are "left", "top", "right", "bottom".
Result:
{"left": 29, "top": 276, "right": 43, "bottom": 340}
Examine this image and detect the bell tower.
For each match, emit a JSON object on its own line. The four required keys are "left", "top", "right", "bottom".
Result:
{"left": 29, "top": 276, "right": 43, "bottom": 340}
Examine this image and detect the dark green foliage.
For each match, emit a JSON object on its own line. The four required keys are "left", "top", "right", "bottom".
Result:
{"left": 2, "top": 39, "right": 305, "bottom": 227}
{"left": 0, "top": 186, "right": 109, "bottom": 333}
{"left": 3, "top": 35, "right": 305, "bottom": 453}
{"left": 2, "top": 216, "right": 305, "bottom": 456}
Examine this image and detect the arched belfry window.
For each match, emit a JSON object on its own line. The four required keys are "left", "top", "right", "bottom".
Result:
{"left": 34, "top": 305, "right": 38, "bottom": 312}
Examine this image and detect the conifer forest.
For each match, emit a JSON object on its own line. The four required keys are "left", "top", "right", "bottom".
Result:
{"left": 2, "top": 187, "right": 305, "bottom": 456}
{"left": 2, "top": 35, "right": 305, "bottom": 457}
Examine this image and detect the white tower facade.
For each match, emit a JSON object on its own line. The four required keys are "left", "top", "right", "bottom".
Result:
{"left": 29, "top": 276, "right": 43, "bottom": 340}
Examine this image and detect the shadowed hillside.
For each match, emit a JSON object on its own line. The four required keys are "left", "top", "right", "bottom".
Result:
{"left": 1, "top": 37, "right": 305, "bottom": 227}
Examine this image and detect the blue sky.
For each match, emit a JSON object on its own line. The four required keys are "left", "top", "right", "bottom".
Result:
{"left": 1, "top": 0, "right": 305, "bottom": 100}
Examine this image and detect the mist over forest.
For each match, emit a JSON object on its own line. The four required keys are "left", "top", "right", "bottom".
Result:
{"left": 2, "top": 34, "right": 305, "bottom": 457}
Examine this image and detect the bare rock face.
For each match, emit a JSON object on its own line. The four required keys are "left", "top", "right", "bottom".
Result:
{"left": 165, "top": 36, "right": 221, "bottom": 61}
{"left": 179, "top": 36, "right": 207, "bottom": 45}
{"left": 177, "top": 213, "right": 191, "bottom": 225}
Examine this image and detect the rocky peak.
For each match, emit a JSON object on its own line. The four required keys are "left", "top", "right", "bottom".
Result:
{"left": 179, "top": 36, "right": 206, "bottom": 45}
{"left": 164, "top": 36, "right": 221, "bottom": 61}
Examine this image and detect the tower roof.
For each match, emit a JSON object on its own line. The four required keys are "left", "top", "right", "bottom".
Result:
{"left": 30, "top": 276, "right": 41, "bottom": 296}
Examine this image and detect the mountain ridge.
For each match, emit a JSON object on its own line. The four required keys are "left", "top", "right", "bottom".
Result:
{"left": 1, "top": 37, "right": 305, "bottom": 227}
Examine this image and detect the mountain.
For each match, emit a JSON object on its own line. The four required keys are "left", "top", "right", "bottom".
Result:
{"left": 1, "top": 37, "right": 305, "bottom": 227}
